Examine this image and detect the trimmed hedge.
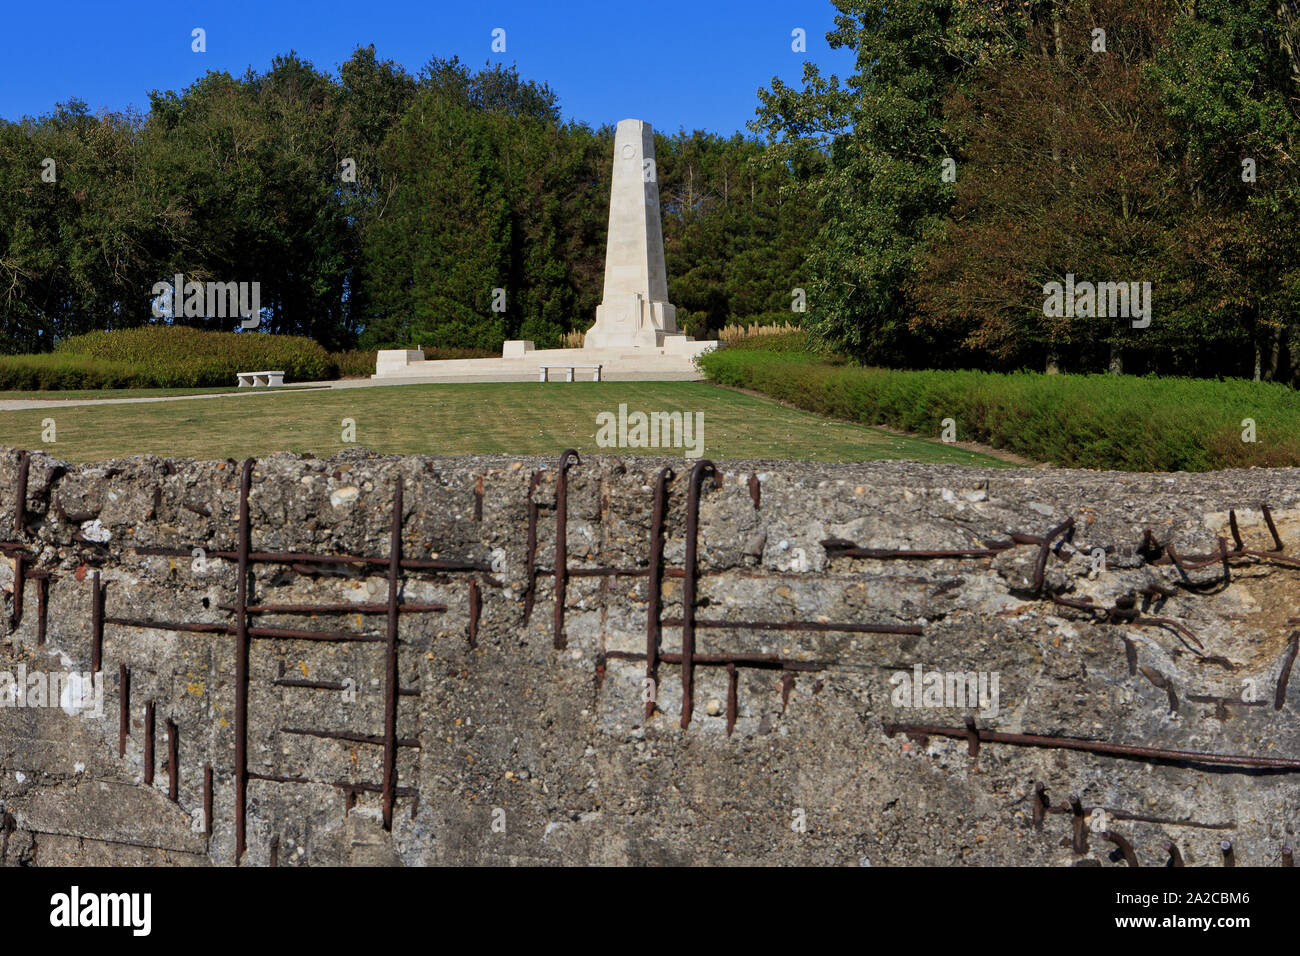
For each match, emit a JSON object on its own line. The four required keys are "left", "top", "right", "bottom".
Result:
{"left": 55, "top": 327, "right": 332, "bottom": 386}
{"left": 0, "top": 353, "right": 154, "bottom": 391}
{"left": 1, "top": 330, "right": 504, "bottom": 390}
{"left": 699, "top": 334, "right": 1300, "bottom": 471}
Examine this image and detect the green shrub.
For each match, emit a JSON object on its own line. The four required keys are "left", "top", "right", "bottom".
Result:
{"left": 330, "top": 349, "right": 379, "bottom": 378}
{"left": 699, "top": 343, "right": 1300, "bottom": 471}
{"left": 56, "top": 326, "right": 332, "bottom": 385}
{"left": 0, "top": 353, "right": 151, "bottom": 391}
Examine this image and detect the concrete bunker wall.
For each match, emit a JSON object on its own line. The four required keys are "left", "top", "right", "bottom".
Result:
{"left": 1, "top": 446, "right": 1299, "bottom": 865}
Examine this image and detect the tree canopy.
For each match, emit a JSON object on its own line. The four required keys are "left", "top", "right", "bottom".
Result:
{"left": 0, "top": 49, "right": 813, "bottom": 354}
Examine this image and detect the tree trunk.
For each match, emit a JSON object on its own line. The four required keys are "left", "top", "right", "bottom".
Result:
{"left": 1108, "top": 343, "right": 1122, "bottom": 375}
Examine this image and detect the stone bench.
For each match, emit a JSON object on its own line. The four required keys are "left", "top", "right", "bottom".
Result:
{"left": 236, "top": 371, "right": 285, "bottom": 388}
{"left": 538, "top": 364, "right": 602, "bottom": 382}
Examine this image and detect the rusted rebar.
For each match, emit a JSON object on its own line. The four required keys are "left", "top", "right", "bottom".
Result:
{"left": 105, "top": 617, "right": 386, "bottom": 643}
{"left": 468, "top": 578, "right": 480, "bottom": 648}
{"left": 203, "top": 764, "right": 213, "bottom": 836}
{"left": 884, "top": 719, "right": 1300, "bottom": 771}
{"left": 9, "top": 551, "right": 22, "bottom": 628}
{"left": 1276, "top": 631, "right": 1298, "bottom": 711}
{"left": 1102, "top": 830, "right": 1139, "bottom": 866}
{"left": 35, "top": 574, "right": 47, "bottom": 644}
{"left": 118, "top": 664, "right": 129, "bottom": 757}
{"left": 167, "top": 718, "right": 179, "bottom": 801}
{"left": 661, "top": 617, "right": 922, "bottom": 635}
{"left": 1032, "top": 517, "right": 1076, "bottom": 594}
{"left": 680, "top": 459, "right": 717, "bottom": 729}
{"left": 1261, "top": 504, "right": 1284, "bottom": 551}
{"left": 381, "top": 477, "right": 403, "bottom": 831}
{"left": 522, "top": 470, "right": 542, "bottom": 623}
{"left": 821, "top": 538, "right": 1011, "bottom": 560}
{"left": 1068, "top": 795, "right": 1087, "bottom": 854}
{"left": 90, "top": 571, "right": 102, "bottom": 672}
{"left": 726, "top": 662, "right": 738, "bottom": 736}
{"left": 234, "top": 458, "right": 253, "bottom": 863}
{"left": 284, "top": 727, "right": 419, "bottom": 748}
{"left": 13, "top": 451, "right": 29, "bottom": 536}
{"left": 645, "top": 467, "right": 673, "bottom": 719}
{"left": 221, "top": 602, "right": 446, "bottom": 614}
{"left": 1032, "top": 782, "right": 1048, "bottom": 829}
{"left": 143, "top": 700, "right": 155, "bottom": 785}
{"left": 554, "top": 450, "right": 579, "bottom": 650}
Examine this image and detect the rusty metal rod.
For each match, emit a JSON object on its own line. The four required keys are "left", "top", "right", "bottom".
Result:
{"left": 35, "top": 574, "right": 47, "bottom": 644}
{"left": 468, "top": 578, "right": 480, "bottom": 648}
{"left": 821, "top": 539, "right": 1011, "bottom": 560}
{"left": 90, "top": 571, "right": 103, "bottom": 671}
{"left": 247, "top": 771, "right": 416, "bottom": 796}
{"left": 1102, "top": 830, "right": 1139, "bottom": 866}
{"left": 884, "top": 720, "right": 1300, "bottom": 771}
{"left": 646, "top": 467, "right": 672, "bottom": 719}
{"left": 132, "top": 545, "right": 489, "bottom": 573}
{"left": 13, "top": 451, "right": 29, "bottom": 536}
{"left": 284, "top": 727, "right": 419, "bottom": 749}
{"left": 1261, "top": 504, "right": 1284, "bottom": 551}
{"left": 726, "top": 662, "right": 738, "bottom": 736}
{"left": 118, "top": 664, "right": 129, "bottom": 757}
{"left": 381, "top": 477, "right": 403, "bottom": 831}
{"left": 234, "top": 458, "right": 253, "bottom": 863}
{"left": 105, "top": 617, "right": 386, "bottom": 643}
{"left": 681, "top": 460, "right": 716, "bottom": 728}
{"left": 143, "top": 700, "right": 155, "bottom": 786}
{"left": 553, "top": 450, "right": 579, "bottom": 650}
{"left": 10, "top": 551, "right": 22, "bottom": 628}
{"left": 661, "top": 617, "right": 922, "bottom": 636}
{"left": 1068, "top": 795, "right": 1087, "bottom": 854}
{"left": 601, "top": 649, "right": 824, "bottom": 671}
{"left": 522, "top": 470, "right": 541, "bottom": 623}
{"left": 1277, "top": 631, "right": 1298, "bottom": 711}
{"left": 1033, "top": 517, "right": 1075, "bottom": 594}
{"left": 167, "top": 718, "right": 179, "bottom": 801}
{"left": 220, "top": 602, "right": 446, "bottom": 614}
{"left": 203, "top": 764, "right": 213, "bottom": 836}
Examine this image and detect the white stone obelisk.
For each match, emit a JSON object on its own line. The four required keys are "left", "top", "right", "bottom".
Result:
{"left": 584, "top": 119, "right": 682, "bottom": 350}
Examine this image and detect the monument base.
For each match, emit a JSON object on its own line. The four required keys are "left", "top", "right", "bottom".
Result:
{"left": 372, "top": 341, "right": 718, "bottom": 384}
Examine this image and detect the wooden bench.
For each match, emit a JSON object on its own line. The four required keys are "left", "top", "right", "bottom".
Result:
{"left": 236, "top": 370, "right": 285, "bottom": 388}
{"left": 538, "top": 364, "right": 602, "bottom": 382}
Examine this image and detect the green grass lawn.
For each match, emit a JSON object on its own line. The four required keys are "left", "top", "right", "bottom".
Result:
{"left": 0, "top": 384, "right": 323, "bottom": 401}
{"left": 0, "top": 381, "right": 1013, "bottom": 466}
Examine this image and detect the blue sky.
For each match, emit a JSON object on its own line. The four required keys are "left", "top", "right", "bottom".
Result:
{"left": 0, "top": 0, "right": 856, "bottom": 136}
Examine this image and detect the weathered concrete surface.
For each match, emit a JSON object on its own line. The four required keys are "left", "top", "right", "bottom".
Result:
{"left": 1, "top": 446, "right": 1299, "bottom": 866}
